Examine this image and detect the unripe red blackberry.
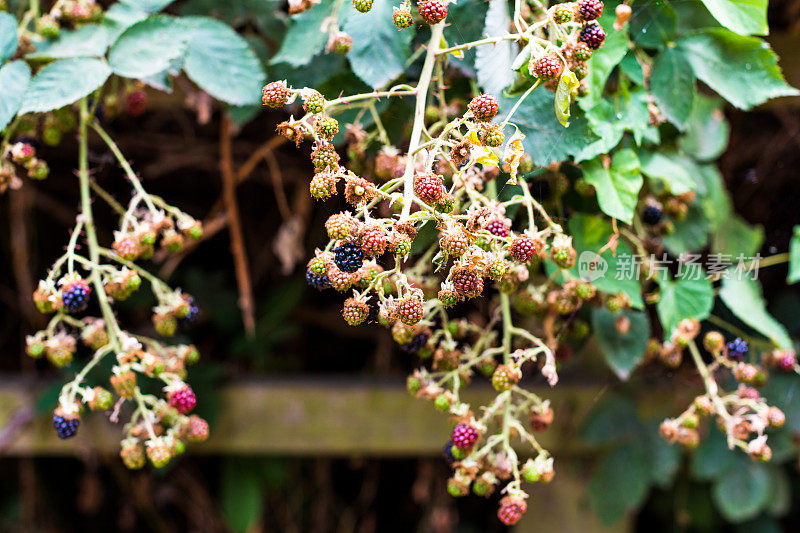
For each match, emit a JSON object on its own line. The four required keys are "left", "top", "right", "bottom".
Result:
{"left": 359, "top": 224, "right": 389, "bottom": 256}
{"left": 418, "top": 0, "right": 448, "bottom": 24}
{"left": 468, "top": 94, "right": 499, "bottom": 122}
{"left": 398, "top": 295, "right": 424, "bottom": 325}
{"left": 168, "top": 385, "right": 197, "bottom": 414}
{"left": 497, "top": 495, "right": 527, "bottom": 526}
{"left": 579, "top": 22, "right": 606, "bottom": 49}
{"left": 315, "top": 116, "right": 339, "bottom": 141}
{"left": 451, "top": 423, "right": 479, "bottom": 449}
{"left": 11, "top": 142, "right": 35, "bottom": 164}
{"left": 120, "top": 441, "right": 146, "bottom": 469}
{"left": 187, "top": 415, "right": 210, "bottom": 442}
{"left": 113, "top": 234, "right": 141, "bottom": 261}
{"left": 302, "top": 90, "right": 325, "bottom": 114}
{"left": 262, "top": 81, "right": 290, "bottom": 108}
{"left": 393, "top": 5, "right": 414, "bottom": 28}
{"left": 413, "top": 171, "right": 444, "bottom": 204}
{"left": 309, "top": 169, "right": 338, "bottom": 200}
{"left": 451, "top": 265, "right": 483, "bottom": 299}
{"left": 325, "top": 212, "right": 360, "bottom": 240}
{"left": 353, "top": 0, "right": 373, "bottom": 13}
{"left": 577, "top": 0, "right": 604, "bottom": 21}
{"left": 126, "top": 90, "right": 148, "bottom": 116}
{"left": 508, "top": 234, "right": 540, "bottom": 263}
{"left": 492, "top": 364, "right": 521, "bottom": 391}
{"left": 532, "top": 53, "right": 564, "bottom": 80}
{"left": 479, "top": 123, "right": 505, "bottom": 147}
{"left": 342, "top": 297, "right": 370, "bottom": 326}
{"left": 328, "top": 267, "right": 355, "bottom": 292}
{"left": 310, "top": 141, "right": 339, "bottom": 170}
{"left": 484, "top": 218, "right": 509, "bottom": 237}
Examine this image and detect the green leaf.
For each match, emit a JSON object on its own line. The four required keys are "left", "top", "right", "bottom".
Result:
{"left": 719, "top": 277, "right": 793, "bottom": 349}
{"left": 675, "top": 0, "right": 725, "bottom": 35}
{"left": 554, "top": 71, "right": 579, "bottom": 126}
{"left": 650, "top": 48, "right": 695, "bottom": 129}
{"left": 579, "top": 25, "right": 628, "bottom": 108}
{"left": 765, "top": 466, "right": 791, "bottom": 517}
{"left": 700, "top": 0, "right": 767, "bottom": 36}
{"left": 762, "top": 374, "right": 800, "bottom": 434}
{"left": 19, "top": 58, "right": 111, "bottom": 114}
{"left": 581, "top": 395, "right": 641, "bottom": 445}
{"left": 26, "top": 24, "right": 111, "bottom": 59}
{"left": 271, "top": 1, "right": 332, "bottom": 67}
{"left": 582, "top": 148, "right": 642, "bottom": 223}
{"left": 677, "top": 29, "right": 798, "bottom": 109}
{"left": 679, "top": 94, "right": 730, "bottom": 161}
{"left": 662, "top": 203, "right": 711, "bottom": 254}
{"left": 0, "top": 12, "right": 17, "bottom": 63}
{"left": 640, "top": 150, "right": 695, "bottom": 194}
{"left": 183, "top": 17, "right": 266, "bottom": 105}
{"left": 691, "top": 428, "right": 737, "bottom": 481}
{"left": 619, "top": 50, "right": 645, "bottom": 84}
{"left": 629, "top": 0, "right": 677, "bottom": 48}
{"left": 712, "top": 456, "right": 771, "bottom": 522}
{"left": 221, "top": 459, "right": 262, "bottom": 533}
{"left": 567, "top": 214, "right": 644, "bottom": 308}
{"left": 444, "top": 0, "right": 488, "bottom": 69}
{"left": 788, "top": 226, "right": 800, "bottom": 284}
{"left": 657, "top": 277, "right": 713, "bottom": 338}
{"left": 342, "top": 2, "right": 412, "bottom": 89}
{"left": 102, "top": 2, "right": 150, "bottom": 43}
{"left": 475, "top": 0, "right": 514, "bottom": 96}
{"left": 588, "top": 443, "right": 652, "bottom": 525}
{"left": 108, "top": 15, "right": 191, "bottom": 79}
{"left": 643, "top": 421, "right": 681, "bottom": 488}
{"left": 119, "top": 0, "right": 175, "bottom": 12}
{"left": 499, "top": 90, "right": 598, "bottom": 166}
{"left": 0, "top": 61, "right": 30, "bottom": 131}
{"left": 592, "top": 308, "right": 650, "bottom": 379}
{"left": 712, "top": 216, "right": 763, "bottom": 257}
{"left": 696, "top": 164, "right": 732, "bottom": 230}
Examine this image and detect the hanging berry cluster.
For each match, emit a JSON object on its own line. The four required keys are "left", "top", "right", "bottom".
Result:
{"left": 264, "top": 0, "right": 613, "bottom": 524}
{"left": 24, "top": 99, "right": 208, "bottom": 470}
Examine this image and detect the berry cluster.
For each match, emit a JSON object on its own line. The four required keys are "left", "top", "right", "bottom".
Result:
{"left": 0, "top": 142, "right": 49, "bottom": 194}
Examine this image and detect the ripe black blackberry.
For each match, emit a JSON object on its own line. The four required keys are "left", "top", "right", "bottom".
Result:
{"left": 333, "top": 242, "right": 364, "bottom": 273}
{"left": 62, "top": 280, "right": 91, "bottom": 313}
{"left": 579, "top": 22, "right": 606, "bottom": 49}
{"left": 642, "top": 204, "right": 663, "bottom": 225}
{"left": 400, "top": 331, "right": 430, "bottom": 353}
{"left": 53, "top": 414, "right": 79, "bottom": 439}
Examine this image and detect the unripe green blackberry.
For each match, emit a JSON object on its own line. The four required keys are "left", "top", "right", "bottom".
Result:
{"left": 492, "top": 364, "right": 521, "bottom": 391}
{"left": 573, "top": 42, "right": 593, "bottom": 61}
{"left": 573, "top": 62, "right": 588, "bottom": 80}
{"left": 36, "top": 14, "right": 60, "bottom": 38}
{"left": 479, "top": 123, "right": 505, "bottom": 147}
{"left": 309, "top": 169, "right": 338, "bottom": 200}
{"left": 310, "top": 142, "right": 339, "bottom": 170}
{"left": 121, "top": 441, "right": 146, "bottom": 470}
{"left": 353, "top": 0, "right": 373, "bottom": 13}
{"left": 146, "top": 439, "right": 172, "bottom": 468}
{"left": 302, "top": 90, "right": 325, "bottom": 114}
{"left": 27, "top": 159, "right": 49, "bottom": 180}
{"left": 434, "top": 394, "right": 451, "bottom": 411}
{"left": 315, "top": 116, "right": 339, "bottom": 141}
{"left": 262, "top": 81, "right": 290, "bottom": 108}
{"left": 553, "top": 3, "right": 573, "bottom": 23}
{"left": 393, "top": 5, "right": 414, "bottom": 28}
{"left": 438, "top": 284, "right": 459, "bottom": 307}
{"left": 407, "top": 375, "right": 421, "bottom": 395}
{"left": 88, "top": 387, "right": 114, "bottom": 411}
{"left": 331, "top": 32, "right": 352, "bottom": 55}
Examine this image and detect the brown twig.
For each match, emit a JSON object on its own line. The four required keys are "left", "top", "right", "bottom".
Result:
{"left": 220, "top": 114, "right": 256, "bottom": 336}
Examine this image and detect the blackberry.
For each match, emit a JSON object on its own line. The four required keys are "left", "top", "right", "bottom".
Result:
{"left": 497, "top": 496, "right": 527, "bottom": 526}
{"left": 577, "top": 0, "right": 604, "bottom": 21}
{"left": 508, "top": 234, "right": 540, "bottom": 263}
{"left": 333, "top": 242, "right": 364, "bottom": 273}
{"left": 353, "top": 0, "right": 373, "bottom": 13}
{"left": 468, "top": 94, "right": 499, "bottom": 122}
{"left": 400, "top": 332, "right": 430, "bottom": 353}
{"left": 418, "top": 0, "right": 448, "bottom": 24}
{"left": 642, "top": 204, "right": 663, "bottom": 225}
{"left": 168, "top": 385, "right": 197, "bottom": 414}
{"left": 484, "top": 218, "right": 509, "bottom": 237}
{"left": 579, "top": 22, "right": 606, "bottom": 50}
{"left": 727, "top": 337, "right": 749, "bottom": 361}
{"left": 393, "top": 5, "right": 414, "bottom": 29}
{"left": 315, "top": 116, "right": 339, "bottom": 141}
{"left": 262, "top": 81, "right": 290, "bottom": 108}
{"left": 451, "top": 423, "right": 479, "bottom": 449}
{"left": 178, "top": 296, "right": 198, "bottom": 326}
{"left": 532, "top": 53, "right": 564, "bottom": 80}
{"left": 62, "top": 280, "right": 91, "bottom": 313}
{"left": 479, "top": 123, "right": 505, "bottom": 147}
{"left": 306, "top": 269, "right": 330, "bottom": 290}
{"left": 443, "top": 440, "right": 457, "bottom": 464}
{"left": 553, "top": 4, "right": 573, "bottom": 23}
{"left": 413, "top": 172, "right": 444, "bottom": 204}
{"left": 53, "top": 414, "right": 79, "bottom": 439}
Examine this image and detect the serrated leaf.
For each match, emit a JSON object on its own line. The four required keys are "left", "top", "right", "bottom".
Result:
{"left": 588, "top": 443, "right": 652, "bottom": 525}
{"left": 720, "top": 277, "right": 792, "bottom": 349}
{"left": 619, "top": 50, "right": 645, "bottom": 84}
{"left": 630, "top": 0, "right": 678, "bottom": 48}
{"left": 19, "top": 58, "right": 111, "bottom": 114}
{"left": 554, "top": 71, "right": 579, "bottom": 126}
{"left": 582, "top": 148, "right": 642, "bottom": 223}
{"left": 700, "top": 0, "right": 767, "bottom": 36}
{"left": 271, "top": 1, "right": 332, "bottom": 67}
{"left": 650, "top": 47, "right": 695, "bottom": 129}
{"left": 657, "top": 277, "right": 713, "bottom": 339}
{"left": 108, "top": 15, "right": 191, "bottom": 79}
{"left": 0, "top": 61, "right": 30, "bottom": 131}
{"left": 677, "top": 29, "right": 798, "bottom": 109}
{"left": 342, "top": 2, "right": 412, "bottom": 89}
{"left": 579, "top": 24, "right": 628, "bottom": 109}
{"left": 712, "top": 457, "right": 771, "bottom": 523}
{"left": 679, "top": 94, "right": 730, "bottom": 160}
{"left": 119, "top": 0, "right": 175, "bottom": 12}
{"left": 592, "top": 308, "right": 650, "bottom": 379}
{"left": 788, "top": 226, "right": 800, "bottom": 284}
{"left": 0, "top": 12, "right": 17, "bottom": 63}
{"left": 183, "top": 17, "right": 265, "bottom": 105}
{"left": 444, "top": 0, "right": 488, "bottom": 70}
{"left": 713, "top": 216, "right": 763, "bottom": 257}
{"left": 475, "top": 0, "right": 515, "bottom": 96}
{"left": 26, "top": 24, "right": 111, "bottom": 60}
{"left": 102, "top": 2, "right": 150, "bottom": 42}
{"left": 498, "top": 90, "right": 598, "bottom": 166}
{"left": 640, "top": 150, "right": 695, "bottom": 194}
